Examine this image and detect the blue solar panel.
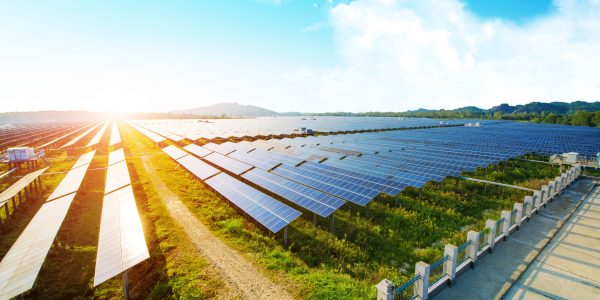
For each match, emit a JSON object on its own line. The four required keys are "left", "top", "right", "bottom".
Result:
{"left": 205, "top": 173, "right": 301, "bottom": 233}
{"left": 242, "top": 168, "right": 345, "bottom": 217}
{"left": 204, "top": 152, "right": 253, "bottom": 175}
{"left": 177, "top": 155, "right": 220, "bottom": 180}
{"left": 272, "top": 164, "right": 372, "bottom": 206}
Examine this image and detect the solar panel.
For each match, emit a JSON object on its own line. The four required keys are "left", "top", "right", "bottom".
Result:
{"left": 109, "top": 122, "right": 121, "bottom": 146}
{"left": 105, "top": 161, "right": 131, "bottom": 194}
{"left": 71, "top": 150, "right": 96, "bottom": 169}
{"left": 242, "top": 169, "right": 345, "bottom": 217}
{"left": 272, "top": 164, "right": 372, "bottom": 206}
{"left": 0, "top": 193, "right": 76, "bottom": 300}
{"left": 86, "top": 122, "right": 109, "bottom": 147}
{"left": 108, "top": 148, "right": 126, "bottom": 166}
{"left": 0, "top": 167, "right": 48, "bottom": 205}
{"left": 162, "top": 145, "right": 188, "bottom": 160}
{"left": 130, "top": 124, "right": 166, "bottom": 143}
{"left": 48, "top": 151, "right": 96, "bottom": 201}
{"left": 183, "top": 144, "right": 213, "bottom": 157}
{"left": 228, "top": 150, "right": 280, "bottom": 171}
{"left": 94, "top": 186, "right": 149, "bottom": 286}
{"left": 204, "top": 152, "right": 253, "bottom": 175}
{"left": 205, "top": 173, "right": 301, "bottom": 233}
{"left": 177, "top": 155, "right": 220, "bottom": 180}
{"left": 61, "top": 122, "right": 101, "bottom": 148}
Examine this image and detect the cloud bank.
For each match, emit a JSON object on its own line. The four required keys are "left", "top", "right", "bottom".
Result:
{"left": 288, "top": 0, "right": 600, "bottom": 111}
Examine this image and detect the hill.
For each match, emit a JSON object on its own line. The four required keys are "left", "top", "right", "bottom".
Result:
{"left": 172, "top": 103, "right": 277, "bottom": 117}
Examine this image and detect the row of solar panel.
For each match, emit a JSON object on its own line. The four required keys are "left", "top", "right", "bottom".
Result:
{"left": 94, "top": 148, "right": 149, "bottom": 287}
{"left": 160, "top": 145, "right": 303, "bottom": 233}
{"left": 0, "top": 150, "right": 96, "bottom": 299}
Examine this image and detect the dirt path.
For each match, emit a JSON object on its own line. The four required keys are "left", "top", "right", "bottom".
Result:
{"left": 141, "top": 156, "right": 292, "bottom": 300}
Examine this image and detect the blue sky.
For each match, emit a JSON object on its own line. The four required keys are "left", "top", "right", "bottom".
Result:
{"left": 1, "top": 0, "right": 598, "bottom": 113}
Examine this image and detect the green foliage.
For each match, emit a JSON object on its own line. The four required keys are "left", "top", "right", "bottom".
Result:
{"left": 294, "top": 101, "right": 600, "bottom": 128}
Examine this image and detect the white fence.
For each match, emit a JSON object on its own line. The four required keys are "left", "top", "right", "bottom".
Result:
{"left": 377, "top": 165, "right": 582, "bottom": 300}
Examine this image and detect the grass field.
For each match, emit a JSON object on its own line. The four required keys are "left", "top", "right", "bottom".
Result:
{"left": 0, "top": 123, "right": 564, "bottom": 299}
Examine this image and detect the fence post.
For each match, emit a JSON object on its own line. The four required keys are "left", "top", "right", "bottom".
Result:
{"left": 376, "top": 279, "right": 394, "bottom": 300}
{"left": 541, "top": 185, "right": 549, "bottom": 204}
{"left": 554, "top": 177, "right": 562, "bottom": 193}
{"left": 443, "top": 244, "right": 458, "bottom": 285}
{"left": 467, "top": 231, "right": 479, "bottom": 265}
{"left": 501, "top": 210, "right": 511, "bottom": 239}
{"left": 524, "top": 196, "right": 534, "bottom": 216}
{"left": 513, "top": 203, "right": 523, "bottom": 229}
{"left": 414, "top": 262, "right": 430, "bottom": 300}
{"left": 548, "top": 182, "right": 555, "bottom": 201}
{"left": 561, "top": 174, "right": 567, "bottom": 188}
{"left": 485, "top": 220, "right": 496, "bottom": 252}
{"left": 533, "top": 191, "right": 542, "bottom": 212}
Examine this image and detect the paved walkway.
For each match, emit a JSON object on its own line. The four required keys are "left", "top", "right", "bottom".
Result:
{"left": 434, "top": 179, "right": 597, "bottom": 300}
{"left": 505, "top": 185, "right": 600, "bottom": 299}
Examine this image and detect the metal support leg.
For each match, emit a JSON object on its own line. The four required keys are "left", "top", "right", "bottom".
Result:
{"left": 284, "top": 226, "right": 288, "bottom": 247}
{"left": 122, "top": 271, "right": 130, "bottom": 300}
{"left": 330, "top": 215, "right": 334, "bottom": 232}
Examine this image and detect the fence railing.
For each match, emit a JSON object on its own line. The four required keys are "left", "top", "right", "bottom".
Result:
{"left": 378, "top": 165, "right": 581, "bottom": 300}
{"left": 393, "top": 275, "right": 420, "bottom": 300}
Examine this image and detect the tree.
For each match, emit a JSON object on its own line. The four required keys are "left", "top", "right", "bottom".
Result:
{"left": 493, "top": 111, "right": 503, "bottom": 120}
{"left": 592, "top": 111, "right": 600, "bottom": 127}
{"left": 542, "top": 113, "right": 558, "bottom": 124}
{"left": 571, "top": 110, "right": 593, "bottom": 126}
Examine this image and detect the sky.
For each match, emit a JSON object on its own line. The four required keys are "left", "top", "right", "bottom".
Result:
{"left": 0, "top": 0, "right": 598, "bottom": 113}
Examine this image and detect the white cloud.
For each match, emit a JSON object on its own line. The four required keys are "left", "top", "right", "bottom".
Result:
{"left": 287, "top": 0, "right": 600, "bottom": 111}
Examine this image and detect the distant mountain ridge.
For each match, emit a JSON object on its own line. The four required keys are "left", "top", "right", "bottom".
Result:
{"left": 172, "top": 103, "right": 277, "bottom": 117}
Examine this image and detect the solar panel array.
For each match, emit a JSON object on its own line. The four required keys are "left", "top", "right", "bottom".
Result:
{"left": 109, "top": 121, "right": 121, "bottom": 146}
{"left": 0, "top": 122, "right": 94, "bottom": 153}
{"left": 158, "top": 144, "right": 302, "bottom": 233}
{"left": 205, "top": 173, "right": 301, "bottom": 233}
{"left": 86, "top": 122, "right": 109, "bottom": 147}
{"left": 0, "top": 151, "right": 95, "bottom": 299}
{"left": 132, "top": 118, "right": 600, "bottom": 233}
{"left": 130, "top": 116, "right": 466, "bottom": 141}
{"left": 61, "top": 122, "right": 102, "bottom": 148}
{"left": 165, "top": 122, "right": 600, "bottom": 209}
{"left": 94, "top": 149, "right": 149, "bottom": 287}
{"left": 0, "top": 167, "right": 48, "bottom": 208}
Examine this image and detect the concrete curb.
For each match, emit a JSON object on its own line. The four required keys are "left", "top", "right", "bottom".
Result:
{"left": 495, "top": 181, "right": 598, "bottom": 300}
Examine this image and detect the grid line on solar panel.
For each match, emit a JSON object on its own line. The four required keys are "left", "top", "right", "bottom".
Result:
{"left": 105, "top": 161, "right": 131, "bottom": 195}
{"left": 227, "top": 150, "right": 281, "bottom": 171}
{"left": 183, "top": 144, "right": 213, "bottom": 157}
{"left": 299, "top": 161, "right": 406, "bottom": 195}
{"left": 272, "top": 165, "right": 372, "bottom": 206}
{"left": 205, "top": 173, "right": 301, "bottom": 233}
{"left": 242, "top": 168, "right": 345, "bottom": 217}
{"left": 177, "top": 155, "right": 221, "bottom": 180}
{"left": 204, "top": 152, "right": 253, "bottom": 175}
{"left": 162, "top": 145, "right": 188, "bottom": 160}
{"left": 108, "top": 148, "right": 126, "bottom": 166}
{"left": 278, "top": 164, "right": 382, "bottom": 198}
